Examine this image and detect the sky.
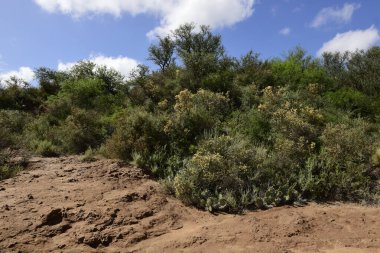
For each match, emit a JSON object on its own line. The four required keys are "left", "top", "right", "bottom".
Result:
{"left": 0, "top": 0, "right": 380, "bottom": 84}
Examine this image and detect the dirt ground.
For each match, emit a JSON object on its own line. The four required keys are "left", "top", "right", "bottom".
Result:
{"left": 0, "top": 156, "right": 379, "bottom": 253}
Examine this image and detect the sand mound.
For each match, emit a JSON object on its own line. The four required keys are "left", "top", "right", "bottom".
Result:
{"left": 0, "top": 156, "right": 379, "bottom": 253}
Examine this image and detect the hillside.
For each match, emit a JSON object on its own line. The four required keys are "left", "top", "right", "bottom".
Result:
{"left": 2, "top": 26, "right": 380, "bottom": 212}
{"left": 0, "top": 157, "right": 379, "bottom": 253}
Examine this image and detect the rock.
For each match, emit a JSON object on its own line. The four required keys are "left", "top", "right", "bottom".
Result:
{"left": 83, "top": 234, "right": 113, "bottom": 248}
{"left": 37, "top": 209, "right": 64, "bottom": 228}
{"left": 46, "top": 224, "right": 72, "bottom": 237}
{"left": 0, "top": 187, "right": 5, "bottom": 191}
{"left": 121, "top": 192, "right": 140, "bottom": 202}
{"left": 7, "top": 242, "right": 17, "bottom": 248}
{"left": 135, "top": 210, "right": 154, "bottom": 220}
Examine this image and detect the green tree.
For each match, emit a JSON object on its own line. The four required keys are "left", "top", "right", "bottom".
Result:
{"left": 148, "top": 36, "right": 176, "bottom": 72}
{"left": 173, "top": 24, "right": 225, "bottom": 86}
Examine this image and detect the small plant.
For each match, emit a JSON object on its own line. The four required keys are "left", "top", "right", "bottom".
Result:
{"left": 0, "top": 164, "right": 22, "bottom": 180}
{"left": 34, "top": 140, "right": 60, "bottom": 157}
{"left": 0, "top": 151, "right": 28, "bottom": 180}
{"left": 372, "top": 148, "right": 380, "bottom": 165}
{"left": 80, "top": 147, "right": 97, "bottom": 162}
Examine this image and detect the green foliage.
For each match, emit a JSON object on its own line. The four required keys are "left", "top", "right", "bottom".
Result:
{"left": 80, "top": 147, "right": 97, "bottom": 162}
{"left": 103, "top": 107, "right": 167, "bottom": 162}
{"left": 32, "top": 140, "right": 60, "bottom": 157}
{"left": 268, "top": 47, "right": 329, "bottom": 90}
{"left": 34, "top": 67, "right": 67, "bottom": 96}
{"left": 0, "top": 164, "right": 22, "bottom": 180}
{"left": 319, "top": 119, "right": 375, "bottom": 166}
{"left": 58, "top": 108, "right": 106, "bottom": 153}
{"left": 164, "top": 89, "right": 230, "bottom": 153}
{"left": 174, "top": 135, "right": 257, "bottom": 212}
{"left": 373, "top": 148, "right": 380, "bottom": 165}
{"left": 26, "top": 108, "right": 106, "bottom": 155}
{"left": 0, "top": 81, "right": 42, "bottom": 112}
{"left": 225, "top": 109, "right": 270, "bottom": 143}
{"left": 300, "top": 119, "right": 378, "bottom": 200}
{"left": 0, "top": 151, "right": 28, "bottom": 180}
{"left": 0, "top": 110, "right": 31, "bottom": 148}
{"left": 148, "top": 36, "right": 176, "bottom": 72}
{"left": 325, "top": 88, "right": 378, "bottom": 117}
{"left": 1, "top": 24, "right": 380, "bottom": 210}
{"left": 173, "top": 23, "right": 225, "bottom": 87}
{"left": 347, "top": 47, "right": 380, "bottom": 96}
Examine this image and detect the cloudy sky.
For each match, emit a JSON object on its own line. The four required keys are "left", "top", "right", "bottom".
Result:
{"left": 0, "top": 0, "right": 379, "bottom": 83}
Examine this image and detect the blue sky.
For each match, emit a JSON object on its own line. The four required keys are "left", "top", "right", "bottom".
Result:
{"left": 1, "top": 0, "right": 380, "bottom": 83}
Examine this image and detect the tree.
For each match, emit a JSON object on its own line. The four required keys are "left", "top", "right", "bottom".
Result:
{"left": 0, "top": 77, "right": 42, "bottom": 112}
{"left": 173, "top": 24, "right": 225, "bottom": 83}
{"left": 347, "top": 46, "right": 380, "bottom": 95}
{"left": 322, "top": 51, "right": 349, "bottom": 89}
{"left": 148, "top": 36, "right": 176, "bottom": 72}
{"left": 35, "top": 67, "right": 67, "bottom": 96}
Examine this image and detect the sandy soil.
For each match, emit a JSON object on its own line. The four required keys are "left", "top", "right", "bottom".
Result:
{"left": 0, "top": 156, "right": 379, "bottom": 253}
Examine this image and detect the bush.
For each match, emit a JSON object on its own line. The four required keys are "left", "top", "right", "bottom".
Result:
{"left": 25, "top": 108, "right": 105, "bottom": 155}
{"left": 319, "top": 119, "right": 375, "bottom": 166}
{"left": 32, "top": 140, "right": 60, "bottom": 157}
{"left": 80, "top": 147, "right": 97, "bottom": 162}
{"left": 0, "top": 110, "right": 31, "bottom": 148}
{"left": 0, "top": 164, "right": 22, "bottom": 180}
{"left": 164, "top": 89, "right": 230, "bottom": 154}
{"left": 1, "top": 28, "right": 380, "bottom": 212}
{"left": 174, "top": 135, "right": 257, "bottom": 212}
{"left": 270, "top": 100, "right": 324, "bottom": 143}
{"left": 372, "top": 148, "right": 380, "bottom": 165}
{"left": 325, "top": 88, "right": 377, "bottom": 117}
{"left": 302, "top": 119, "right": 378, "bottom": 200}
{"left": 0, "top": 151, "right": 28, "bottom": 180}
{"left": 225, "top": 108, "right": 270, "bottom": 144}
{"left": 57, "top": 108, "right": 106, "bottom": 153}
{"left": 104, "top": 107, "right": 167, "bottom": 162}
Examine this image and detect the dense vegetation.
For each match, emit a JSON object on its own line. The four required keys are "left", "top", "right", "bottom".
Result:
{"left": 1, "top": 24, "right": 380, "bottom": 212}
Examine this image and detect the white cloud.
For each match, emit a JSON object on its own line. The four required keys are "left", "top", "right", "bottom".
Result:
{"left": 34, "top": 0, "right": 255, "bottom": 38}
{"left": 0, "top": 67, "right": 35, "bottom": 86}
{"left": 58, "top": 54, "right": 139, "bottom": 78}
{"left": 317, "top": 25, "right": 380, "bottom": 56}
{"left": 311, "top": 3, "right": 360, "bottom": 28}
{"left": 279, "top": 27, "right": 290, "bottom": 35}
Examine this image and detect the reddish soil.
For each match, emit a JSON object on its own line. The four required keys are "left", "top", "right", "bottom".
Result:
{"left": 0, "top": 156, "right": 379, "bottom": 253}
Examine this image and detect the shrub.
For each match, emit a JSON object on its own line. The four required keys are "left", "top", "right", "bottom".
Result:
{"left": 174, "top": 135, "right": 257, "bottom": 212}
{"left": 303, "top": 119, "right": 378, "bottom": 200}
{"left": 225, "top": 108, "right": 270, "bottom": 144}
{"left": 0, "top": 151, "right": 28, "bottom": 180}
{"left": 270, "top": 100, "right": 324, "bottom": 143}
{"left": 57, "top": 108, "right": 106, "bottom": 153}
{"left": 104, "top": 108, "right": 167, "bottom": 163}
{"left": 372, "top": 148, "right": 380, "bottom": 165}
{"left": 325, "top": 88, "right": 376, "bottom": 117}
{"left": 319, "top": 119, "right": 375, "bottom": 166}
{"left": 32, "top": 140, "right": 60, "bottom": 157}
{"left": 80, "top": 147, "right": 97, "bottom": 162}
{"left": 164, "top": 89, "right": 230, "bottom": 154}
{"left": 0, "top": 110, "right": 31, "bottom": 148}
{"left": 0, "top": 164, "right": 22, "bottom": 180}
{"left": 25, "top": 108, "right": 105, "bottom": 155}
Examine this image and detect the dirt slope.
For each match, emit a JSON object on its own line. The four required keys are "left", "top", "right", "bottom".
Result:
{"left": 0, "top": 156, "right": 379, "bottom": 253}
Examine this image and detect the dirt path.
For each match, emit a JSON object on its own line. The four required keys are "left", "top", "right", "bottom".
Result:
{"left": 0, "top": 156, "right": 379, "bottom": 253}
